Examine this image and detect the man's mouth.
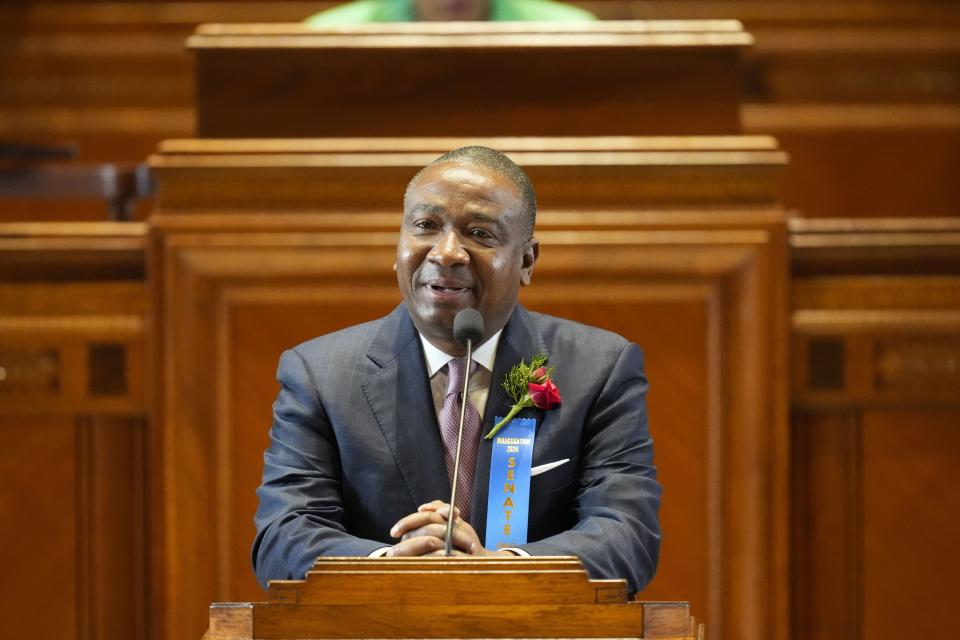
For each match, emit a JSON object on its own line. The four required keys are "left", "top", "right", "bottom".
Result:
{"left": 423, "top": 281, "right": 472, "bottom": 299}
{"left": 428, "top": 284, "right": 469, "bottom": 293}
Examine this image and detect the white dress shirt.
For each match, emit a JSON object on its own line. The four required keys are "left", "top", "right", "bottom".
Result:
{"left": 419, "top": 329, "right": 502, "bottom": 419}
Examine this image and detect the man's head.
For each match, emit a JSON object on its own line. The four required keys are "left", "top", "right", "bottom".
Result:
{"left": 413, "top": 0, "right": 492, "bottom": 21}
{"left": 396, "top": 146, "right": 539, "bottom": 354}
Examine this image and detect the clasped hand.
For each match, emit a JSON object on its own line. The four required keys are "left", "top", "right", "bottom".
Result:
{"left": 386, "top": 500, "right": 511, "bottom": 557}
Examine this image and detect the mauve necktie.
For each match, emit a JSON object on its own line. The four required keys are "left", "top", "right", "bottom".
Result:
{"left": 438, "top": 357, "right": 482, "bottom": 523}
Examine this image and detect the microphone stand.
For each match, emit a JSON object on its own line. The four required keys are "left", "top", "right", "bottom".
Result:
{"left": 444, "top": 338, "right": 475, "bottom": 557}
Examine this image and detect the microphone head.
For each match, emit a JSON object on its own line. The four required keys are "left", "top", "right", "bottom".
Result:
{"left": 453, "top": 308, "right": 484, "bottom": 347}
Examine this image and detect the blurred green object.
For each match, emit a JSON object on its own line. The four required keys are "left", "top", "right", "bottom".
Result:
{"left": 304, "top": 0, "right": 596, "bottom": 24}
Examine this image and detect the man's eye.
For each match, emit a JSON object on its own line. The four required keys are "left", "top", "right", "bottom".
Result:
{"left": 413, "top": 220, "right": 438, "bottom": 230}
{"left": 469, "top": 228, "right": 495, "bottom": 240}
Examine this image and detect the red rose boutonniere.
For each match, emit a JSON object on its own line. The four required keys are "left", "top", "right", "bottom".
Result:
{"left": 483, "top": 353, "right": 561, "bottom": 440}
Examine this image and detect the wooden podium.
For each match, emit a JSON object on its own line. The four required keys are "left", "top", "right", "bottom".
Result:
{"left": 150, "top": 135, "right": 787, "bottom": 640}
{"left": 204, "top": 557, "right": 703, "bottom": 640}
{"left": 188, "top": 21, "right": 750, "bottom": 138}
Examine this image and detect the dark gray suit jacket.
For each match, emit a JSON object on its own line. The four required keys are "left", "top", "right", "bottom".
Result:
{"left": 253, "top": 304, "right": 661, "bottom": 592}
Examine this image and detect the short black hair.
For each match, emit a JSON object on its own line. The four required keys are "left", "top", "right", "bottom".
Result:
{"left": 404, "top": 146, "right": 537, "bottom": 238}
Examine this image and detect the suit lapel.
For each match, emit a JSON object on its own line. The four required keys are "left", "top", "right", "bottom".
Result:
{"left": 362, "top": 306, "right": 450, "bottom": 509}
{"left": 471, "top": 305, "right": 544, "bottom": 543}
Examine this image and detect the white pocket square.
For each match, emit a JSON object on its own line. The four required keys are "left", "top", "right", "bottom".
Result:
{"left": 530, "top": 459, "right": 570, "bottom": 477}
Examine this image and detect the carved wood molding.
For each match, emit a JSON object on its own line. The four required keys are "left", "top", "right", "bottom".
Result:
{"left": 791, "top": 221, "right": 960, "bottom": 407}
{"left": 149, "top": 140, "right": 786, "bottom": 215}
{"left": 0, "top": 314, "right": 143, "bottom": 334}
{"left": 76, "top": 415, "right": 149, "bottom": 640}
{"left": 0, "top": 226, "right": 147, "bottom": 413}
{"left": 0, "top": 347, "right": 59, "bottom": 395}
{"left": 791, "top": 409, "right": 864, "bottom": 640}
{"left": 875, "top": 337, "right": 960, "bottom": 394}
{"left": 794, "top": 329, "right": 960, "bottom": 407}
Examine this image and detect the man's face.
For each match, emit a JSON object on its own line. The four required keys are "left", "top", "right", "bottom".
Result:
{"left": 396, "top": 161, "right": 538, "bottom": 354}
{"left": 413, "top": 0, "right": 491, "bottom": 21}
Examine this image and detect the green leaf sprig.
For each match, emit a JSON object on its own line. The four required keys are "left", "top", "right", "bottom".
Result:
{"left": 483, "top": 352, "right": 553, "bottom": 440}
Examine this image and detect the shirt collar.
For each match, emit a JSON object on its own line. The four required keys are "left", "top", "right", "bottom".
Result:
{"left": 419, "top": 329, "right": 503, "bottom": 377}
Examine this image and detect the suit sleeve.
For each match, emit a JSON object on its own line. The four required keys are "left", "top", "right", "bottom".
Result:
{"left": 517, "top": 342, "right": 662, "bottom": 594}
{"left": 252, "top": 348, "right": 383, "bottom": 589}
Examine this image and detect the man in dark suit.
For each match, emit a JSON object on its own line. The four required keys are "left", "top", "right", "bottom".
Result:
{"left": 253, "top": 146, "right": 661, "bottom": 592}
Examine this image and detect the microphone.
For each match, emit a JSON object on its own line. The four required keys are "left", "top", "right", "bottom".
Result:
{"left": 444, "top": 308, "right": 484, "bottom": 556}
{"left": 453, "top": 308, "right": 484, "bottom": 347}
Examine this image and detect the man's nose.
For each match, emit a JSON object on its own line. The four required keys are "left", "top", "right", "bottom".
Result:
{"left": 428, "top": 230, "right": 469, "bottom": 266}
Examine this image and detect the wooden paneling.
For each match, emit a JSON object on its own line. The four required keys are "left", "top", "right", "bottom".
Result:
{"left": 790, "top": 218, "right": 960, "bottom": 640}
{"left": 537, "top": 296, "right": 711, "bottom": 604}
{"left": 861, "top": 409, "right": 960, "bottom": 639}
{"left": 0, "top": 1, "right": 332, "bottom": 164}
{"left": 0, "top": 415, "right": 79, "bottom": 640}
{"left": 77, "top": 415, "right": 149, "bottom": 640}
{"left": 0, "top": 414, "right": 148, "bottom": 640}
{"left": 621, "top": 1, "right": 960, "bottom": 219}
{"left": 149, "top": 138, "right": 789, "bottom": 640}
{"left": 790, "top": 217, "right": 960, "bottom": 277}
{"left": 792, "top": 410, "right": 862, "bottom": 640}
{"left": 792, "top": 406, "right": 960, "bottom": 640}
{"left": 0, "top": 223, "right": 148, "bottom": 640}
{"left": 154, "top": 221, "right": 786, "bottom": 640}
{"left": 744, "top": 108, "right": 960, "bottom": 219}
{"left": 0, "top": 5, "right": 194, "bottom": 163}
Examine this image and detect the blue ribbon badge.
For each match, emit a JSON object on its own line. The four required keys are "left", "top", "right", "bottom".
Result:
{"left": 485, "top": 417, "right": 536, "bottom": 551}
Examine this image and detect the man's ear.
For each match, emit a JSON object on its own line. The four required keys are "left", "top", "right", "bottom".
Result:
{"left": 393, "top": 262, "right": 398, "bottom": 273}
{"left": 520, "top": 238, "right": 539, "bottom": 287}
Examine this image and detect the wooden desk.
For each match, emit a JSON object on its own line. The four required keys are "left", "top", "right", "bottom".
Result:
{"left": 205, "top": 557, "right": 704, "bottom": 640}
{"left": 0, "top": 221, "right": 147, "bottom": 640}
{"left": 189, "top": 22, "right": 751, "bottom": 137}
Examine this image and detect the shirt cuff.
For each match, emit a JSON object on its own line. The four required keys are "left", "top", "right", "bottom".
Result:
{"left": 369, "top": 546, "right": 392, "bottom": 558}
